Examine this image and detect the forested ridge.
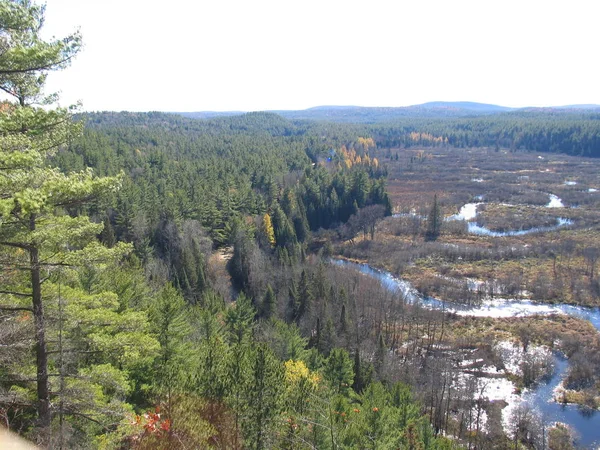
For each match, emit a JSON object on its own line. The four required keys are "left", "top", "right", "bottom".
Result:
{"left": 370, "top": 112, "right": 600, "bottom": 157}
{"left": 176, "top": 108, "right": 600, "bottom": 158}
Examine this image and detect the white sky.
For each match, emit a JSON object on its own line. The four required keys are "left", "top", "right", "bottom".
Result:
{"left": 41, "top": 0, "right": 600, "bottom": 112}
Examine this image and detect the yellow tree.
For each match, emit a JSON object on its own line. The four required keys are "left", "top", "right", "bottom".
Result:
{"left": 263, "top": 213, "right": 275, "bottom": 248}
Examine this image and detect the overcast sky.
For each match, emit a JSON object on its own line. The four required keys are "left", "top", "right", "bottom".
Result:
{"left": 41, "top": 0, "right": 599, "bottom": 112}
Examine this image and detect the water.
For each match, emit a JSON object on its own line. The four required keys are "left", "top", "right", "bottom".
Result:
{"left": 467, "top": 218, "right": 572, "bottom": 237}
{"left": 522, "top": 356, "right": 600, "bottom": 449}
{"left": 331, "top": 259, "right": 600, "bottom": 447}
{"left": 331, "top": 259, "right": 600, "bottom": 327}
{"left": 445, "top": 195, "right": 572, "bottom": 236}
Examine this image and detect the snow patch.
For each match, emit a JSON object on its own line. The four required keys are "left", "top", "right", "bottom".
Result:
{"left": 448, "top": 298, "right": 570, "bottom": 319}
{"left": 547, "top": 194, "right": 564, "bottom": 208}
{"left": 447, "top": 203, "right": 481, "bottom": 221}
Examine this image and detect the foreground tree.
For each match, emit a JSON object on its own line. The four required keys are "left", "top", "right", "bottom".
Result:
{"left": 0, "top": 0, "right": 126, "bottom": 444}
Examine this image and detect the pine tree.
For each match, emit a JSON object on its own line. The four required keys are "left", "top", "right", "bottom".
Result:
{"left": 374, "top": 333, "right": 387, "bottom": 376}
{"left": 293, "top": 198, "right": 310, "bottom": 243}
{"left": 321, "top": 318, "right": 336, "bottom": 357}
{"left": 272, "top": 204, "right": 297, "bottom": 249}
{"left": 242, "top": 344, "right": 284, "bottom": 450}
{"left": 425, "top": 194, "right": 443, "bottom": 241}
{"left": 339, "top": 302, "right": 349, "bottom": 334}
{"left": 149, "top": 284, "right": 191, "bottom": 410}
{"left": 99, "top": 214, "right": 116, "bottom": 248}
{"left": 297, "top": 269, "right": 313, "bottom": 321}
{"left": 324, "top": 348, "right": 354, "bottom": 395}
{"left": 261, "top": 284, "right": 276, "bottom": 320}
{"left": 353, "top": 349, "right": 364, "bottom": 393}
{"left": 0, "top": 2, "right": 125, "bottom": 442}
{"left": 225, "top": 293, "right": 256, "bottom": 345}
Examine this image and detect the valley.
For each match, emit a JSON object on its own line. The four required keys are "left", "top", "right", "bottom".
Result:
{"left": 334, "top": 147, "right": 600, "bottom": 447}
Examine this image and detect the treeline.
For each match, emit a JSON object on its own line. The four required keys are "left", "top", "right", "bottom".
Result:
{"left": 370, "top": 111, "right": 600, "bottom": 157}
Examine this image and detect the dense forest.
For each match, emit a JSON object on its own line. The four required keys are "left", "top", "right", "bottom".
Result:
{"left": 1, "top": 2, "right": 599, "bottom": 449}
{"left": 370, "top": 113, "right": 600, "bottom": 157}
{"left": 183, "top": 107, "right": 600, "bottom": 158}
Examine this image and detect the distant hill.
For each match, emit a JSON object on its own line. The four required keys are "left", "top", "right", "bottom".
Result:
{"left": 272, "top": 102, "right": 521, "bottom": 122}
{"left": 173, "top": 102, "right": 600, "bottom": 124}
{"left": 174, "top": 102, "right": 516, "bottom": 123}
{"left": 550, "top": 104, "right": 600, "bottom": 110}
{"left": 415, "top": 101, "right": 514, "bottom": 113}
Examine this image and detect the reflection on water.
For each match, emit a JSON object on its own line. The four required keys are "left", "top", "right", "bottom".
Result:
{"left": 467, "top": 217, "right": 572, "bottom": 237}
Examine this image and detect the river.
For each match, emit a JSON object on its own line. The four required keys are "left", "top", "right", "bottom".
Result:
{"left": 332, "top": 258, "right": 600, "bottom": 447}
{"left": 445, "top": 193, "right": 572, "bottom": 237}
{"left": 334, "top": 190, "right": 600, "bottom": 447}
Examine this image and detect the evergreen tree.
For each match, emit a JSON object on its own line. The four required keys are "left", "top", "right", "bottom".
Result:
{"left": 349, "top": 350, "right": 373, "bottom": 398}
{"left": 324, "top": 348, "right": 354, "bottom": 395}
{"left": 149, "top": 283, "right": 191, "bottom": 410}
{"left": 243, "top": 344, "right": 284, "bottom": 450}
{"left": 339, "top": 302, "right": 349, "bottom": 334}
{"left": 193, "top": 306, "right": 228, "bottom": 400}
{"left": 320, "top": 318, "right": 336, "bottom": 357}
{"left": 261, "top": 284, "right": 276, "bottom": 320}
{"left": 297, "top": 269, "right": 313, "bottom": 321}
{"left": 272, "top": 204, "right": 297, "bottom": 250}
{"left": 374, "top": 332, "right": 387, "bottom": 376}
{"left": 292, "top": 198, "right": 310, "bottom": 243}
{"left": 425, "top": 193, "right": 443, "bottom": 241}
{"left": 0, "top": 2, "right": 127, "bottom": 442}
{"left": 99, "top": 213, "right": 116, "bottom": 248}
{"left": 225, "top": 293, "right": 256, "bottom": 345}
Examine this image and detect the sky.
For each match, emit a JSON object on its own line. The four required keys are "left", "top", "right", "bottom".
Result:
{"left": 40, "top": 0, "right": 600, "bottom": 112}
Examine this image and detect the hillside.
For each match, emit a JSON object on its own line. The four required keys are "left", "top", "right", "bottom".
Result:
{"left": 177, "top": 101, "right": 600, "bottom": 123}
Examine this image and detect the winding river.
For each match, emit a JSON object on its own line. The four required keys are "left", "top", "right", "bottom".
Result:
{"left": 332, "top": 259, "right": 600, "bottom": 447}
{"left": 446, "top": 194, "right": 572, "bottom": 237}
{"left": 333, "top": 194, "right": 599, "bottom": 447}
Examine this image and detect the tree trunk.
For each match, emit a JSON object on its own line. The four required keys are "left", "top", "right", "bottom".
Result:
{"left": 30, "top": 215, "right": 50, "bottom": 438}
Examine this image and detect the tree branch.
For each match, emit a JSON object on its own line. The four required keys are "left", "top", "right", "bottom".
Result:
{"left": 63, "top": 410, "right": 105, "bottom": 428}
{"left": 0, "top": 290, "right": 31, "bottom": 298}
{"left": 0, "top": 241, "right": 32, "bottom": 251}
{"left": 0, "top": 55, "right": 77, "bottom": 75}
{"left": 0, "top": 306, "right": 33, "bottom": 312}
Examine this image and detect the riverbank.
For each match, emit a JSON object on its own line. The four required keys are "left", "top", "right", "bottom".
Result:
{"left": 331, "top": 257, "right": 600, "bottom": 447}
